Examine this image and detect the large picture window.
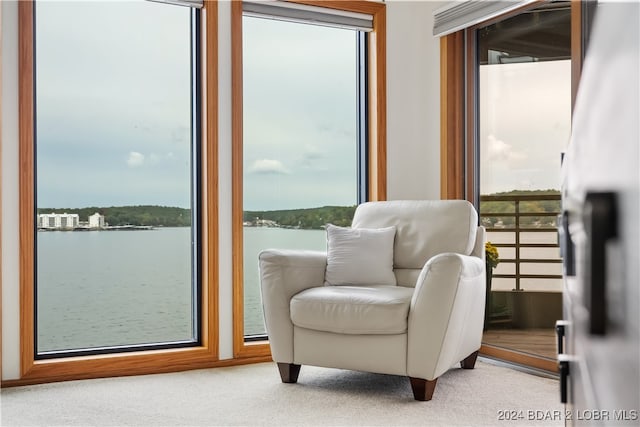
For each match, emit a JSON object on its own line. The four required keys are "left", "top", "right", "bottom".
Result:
{"left": 242, "top": 15, "right": 361, "bottom": 338}
{"left": 231, "top": 0, "right": 386, "bottom": 356}
{"left": 34, "top": 0, "right": 199, "bottom": 357}
{"left": 19, "top": 0, "right": 218, "bottom": 381}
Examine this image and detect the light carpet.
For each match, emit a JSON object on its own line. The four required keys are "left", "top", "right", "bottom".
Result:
{"left": 1, "top": 359, "right": 562, "bottom": 426}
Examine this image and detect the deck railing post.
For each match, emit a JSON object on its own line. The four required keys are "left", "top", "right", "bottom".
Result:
{"left": 514, "top": 199, "right": 521, "bottom": 291}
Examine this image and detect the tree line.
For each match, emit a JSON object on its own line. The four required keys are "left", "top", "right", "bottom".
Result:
{"left": 37, "top": 206, "right": 192, "bottom": 227}
{"left": 244, "top": 205, "right": 357, "bottom": 229}
{"left": 38, "top": 204, "right": 358, "bottom": 229}
{"left": 39, "top": 190, "right": 560, "bottom": 230}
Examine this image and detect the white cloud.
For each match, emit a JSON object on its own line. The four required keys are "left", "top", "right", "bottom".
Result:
{"left": 248, "top": 159, "right": 290, "bottom": 175}
{"left": 487, "top": 134, "right": 526, "bottom": 162}
{"left": 126, "top": 151, "right": 145, "bottom": 167}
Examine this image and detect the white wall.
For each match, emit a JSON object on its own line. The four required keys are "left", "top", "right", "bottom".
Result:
{"left": 217, "top": 0, "right": 234, "bottom": 361}
{"left": 2, "top": 0, "right": 21, "bottom": 381}
{"left": 386, "top": 0, "right": 443, "bottom": 201}
{"left": 0, "top": 0, "right": 442, "bottom": 380}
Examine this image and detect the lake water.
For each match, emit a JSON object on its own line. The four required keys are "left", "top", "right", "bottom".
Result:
{"left": 36, "top": 226, "right": 325, "bottom": 352}
{"left": 37, "top": 227, "right": 194, "bottom": 352}
{"left": 37, "top": 227, "right": 559, "bottom": 352}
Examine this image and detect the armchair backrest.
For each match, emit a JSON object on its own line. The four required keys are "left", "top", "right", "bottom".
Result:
{"left": 352, "top": 200, "right": 479, "bottom": 287}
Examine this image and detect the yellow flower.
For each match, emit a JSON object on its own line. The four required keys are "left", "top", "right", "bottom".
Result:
{"left": 485, "top": 241, "right": 500, "bottom": 269}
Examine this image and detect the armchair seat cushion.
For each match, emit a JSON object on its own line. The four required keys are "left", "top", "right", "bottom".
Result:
{"left": 290, "top": 285, "right": 414, "bottom": 335}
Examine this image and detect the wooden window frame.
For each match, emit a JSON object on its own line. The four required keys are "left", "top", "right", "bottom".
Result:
{"left": 231, "top": 0, "right": 387, "bottom": 358}
{"left": 440, "top": 0, "right": 585, "bottom": 373}
{"left": 15, "top": 0, "right": 220, "bottom": 385}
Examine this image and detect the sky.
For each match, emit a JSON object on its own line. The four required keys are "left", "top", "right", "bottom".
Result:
{"left": 35, "top": 1, "right": 571, "bottom": 210}
{"left": 480, "top": 59, "right": 572, "bottom": 194}
{"left": 36, "top": 1, "right": 358, "bottom": 211}
{"left": 36, "top": 0, "right": 193, "bottom": 209}
{"left": 242, "top": 16, "right": 358, "bottom": 211}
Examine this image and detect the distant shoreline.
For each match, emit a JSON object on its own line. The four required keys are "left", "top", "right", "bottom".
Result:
{"left": 37, "top": 205, "right": 192, "bottom": 228}
{"left": 38, "top": 225, "right": 161, "bottom": 232}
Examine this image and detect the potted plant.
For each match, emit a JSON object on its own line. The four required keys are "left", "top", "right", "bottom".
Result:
{"left": 484, "top": 242, "right": 500, "bottom": 329}
{"left": 485, "top": 241, "right": 500, "bottom": 271}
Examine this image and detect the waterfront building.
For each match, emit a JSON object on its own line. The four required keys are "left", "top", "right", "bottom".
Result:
{"left": 38, "top": 213, "right": 79, "bottom": 229}
{"left": 89, "top": 213, "right": 105, "bottom": 229}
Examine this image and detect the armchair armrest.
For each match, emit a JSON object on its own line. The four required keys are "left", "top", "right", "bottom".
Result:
{"left": 407, "top": 253, "right": 485, "bottom": 380}
{"left": 259, "top": 249, "right": 327, "bottom": 363}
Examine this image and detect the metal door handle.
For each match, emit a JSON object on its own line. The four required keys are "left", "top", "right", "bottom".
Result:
{"left": 583, "top": 192, "right": 617, "bottom": 336}
{"left": 558, "top": 355, "right": 571, "bottom": 404}
{"left": 555, "top": 320, "right": 569, "bottom": 355}
{"left": 559, "top": 211, "right": 575, "bottom": 276}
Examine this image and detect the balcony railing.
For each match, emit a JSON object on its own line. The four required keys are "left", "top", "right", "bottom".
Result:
{"left": 480, "top": 194, "right": 562, "bottom": 291}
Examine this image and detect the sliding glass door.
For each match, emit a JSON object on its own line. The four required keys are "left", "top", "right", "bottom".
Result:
{"left": 476, "top": 2, "right": 571, "bottom": 361}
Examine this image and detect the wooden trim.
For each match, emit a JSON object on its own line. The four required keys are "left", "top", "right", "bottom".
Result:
{"left": 230, "top": 0, "right": 242, "bottom": 358}
{"left": 201, "top": 0, "right": 220, "bottom": 359}
{"left": 231, "top": 0, "right": 387, "bottom": 357}
{"left": 368, "top": 2, "right": 387, "bottom": 201}
{"left": 17, "top": 0, "right": 220, "bottom": 383}
{"left": 465, "top": 28, "right": 477, "bottom": 206}
{"left": 480, "top": 344, "right": 559, "bottom": 373}
{"left": 1, "top": 353, "right": 272, "bottom": 388}
{"left": 439, "top": 31, "right": 465, "bottom": 200}
{"left": 19, "top": 0, "right": 36, "bottom": 378}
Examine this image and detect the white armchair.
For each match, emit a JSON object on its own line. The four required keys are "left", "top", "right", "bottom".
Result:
{"left": 259, "top": 200, "right": 486, "bottom": 401}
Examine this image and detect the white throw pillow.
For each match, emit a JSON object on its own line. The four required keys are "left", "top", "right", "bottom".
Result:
{"left": 324, "top": 224, "right": 397, "bottom": 286}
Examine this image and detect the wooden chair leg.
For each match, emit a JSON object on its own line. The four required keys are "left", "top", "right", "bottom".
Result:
{"left": 409, "top": 377, "right": 438, "bottom": 401}
{"left": 460, "top": 350, "right": 479, "bottom": 369}
{"left": 277, "top": 363, "right": 301, "bottom": 383}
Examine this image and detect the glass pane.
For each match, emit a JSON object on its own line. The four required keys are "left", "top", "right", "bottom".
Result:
{"left": 35, "top": 1, "right": 197, "bottom": 354}
{"left": 242, "top": 16, "right": 358, "bottom": 337}
{"left": 478, "top": 2, "right": 570, "bottom": 360}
